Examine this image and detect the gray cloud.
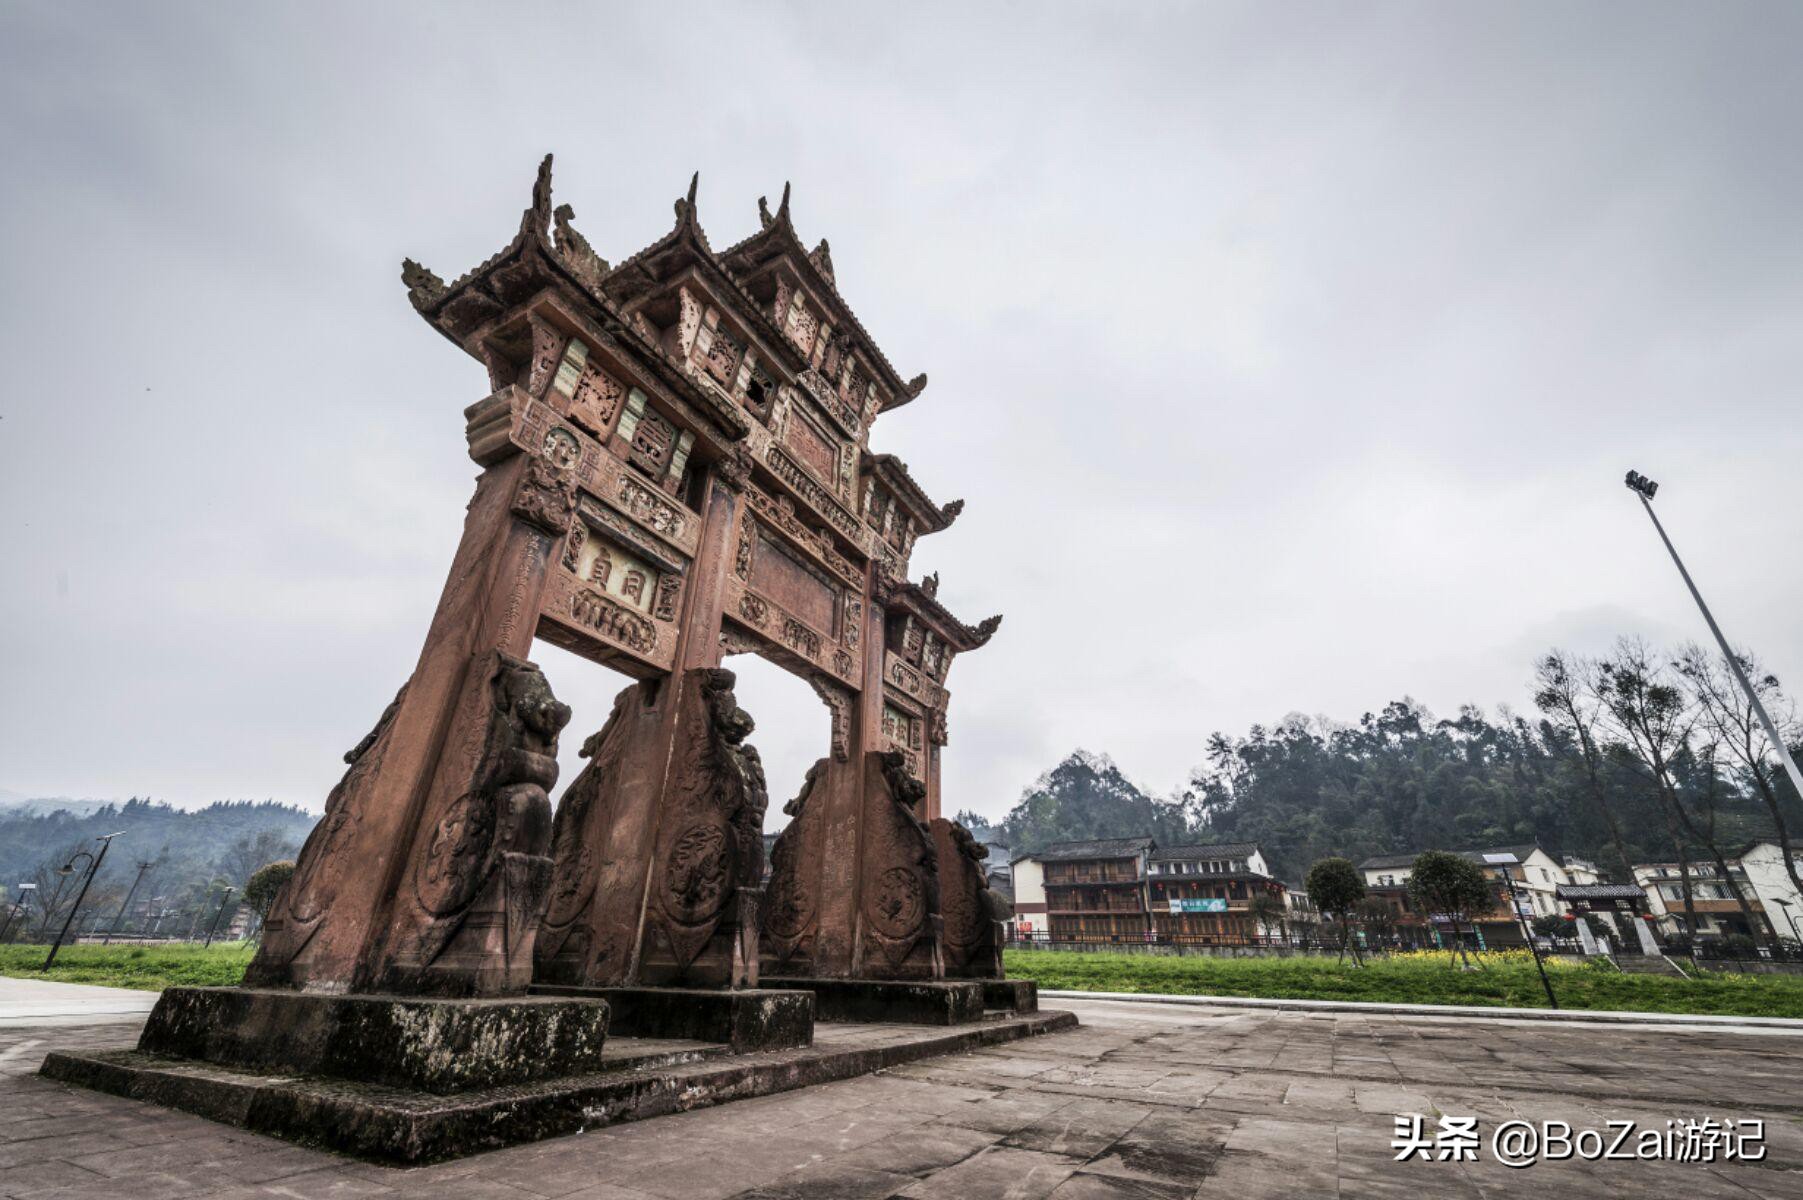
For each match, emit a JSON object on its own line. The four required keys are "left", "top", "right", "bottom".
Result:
{"left": 3, "top": 2, "right": 1800, "bottom": 827}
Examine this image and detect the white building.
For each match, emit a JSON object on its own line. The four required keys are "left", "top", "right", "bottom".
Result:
{"left": 1634, "top": 842, "right": 1803, "bottom": 942}
{"left": 1562, "top": 857, "right": 1602, "bottom": 886}
{"left": 1358, "top": 844, "right": 1571, "bottom": 921}
{"left": 1145, "top": 843, "right": 1270, "bottom": 880}
{"left": 1008, "top": 854, "right": 1046, "bottom": 938}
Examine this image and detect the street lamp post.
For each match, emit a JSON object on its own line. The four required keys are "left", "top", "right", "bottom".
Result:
{"left": 203, "top": 886, "right": 237, "bottom": 948}
{"left": 0, "top": 883, "right": 37, "bottom": 943}
{"left": 42, "top": 832, "right": 124, "bottom": 971}
{"left": 1486, "top": 853, "right": 1558, "bottom": 1009}
{"left": 103, "top": 859, "right": 155, "bottom": 946}
{"left": 1624, "top": 470, "right": 1803, "bottom": 805}
{"left": 1773, "top": 897, "right": 1802, "bottom": 954}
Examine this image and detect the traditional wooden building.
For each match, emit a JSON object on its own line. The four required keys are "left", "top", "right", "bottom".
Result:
{"left": 1147, "top": 842, "right": 1284, "bottom": 942}
{"left": 1037, "top": 837, "right": 1154, "bottom": 942}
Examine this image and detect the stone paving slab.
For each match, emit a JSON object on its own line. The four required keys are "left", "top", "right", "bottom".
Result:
{"left": 37, "top": 1010, "right": 1077, "bottom": 1163}
{"left": 1039, "top": 987, "right": 1803, "bottom": 1030}
{"left": 6, "top": 997, "right": 1803, "bottom": 1197}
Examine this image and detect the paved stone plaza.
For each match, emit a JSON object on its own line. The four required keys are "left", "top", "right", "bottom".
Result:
{"left": 4, "top": 994, "right": 1802, "bottom": 1199}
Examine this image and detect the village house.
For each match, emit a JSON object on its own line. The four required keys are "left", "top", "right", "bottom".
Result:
{"left": 1010, "top": 837, "right": 1289, "bottom": 945}
{"left": 1357, "top": 844, "right": 1572, "bottom": 948}
{"left": 1633, "top": 841, "right": 1803, "bottom": 943}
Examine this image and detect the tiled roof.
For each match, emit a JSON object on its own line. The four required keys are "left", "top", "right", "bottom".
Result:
{"left": 1359, "top": 845, "right": 1545, "bottom": 872}
{"left": 1557, "top": 884, "right": 1646, "bottom": 900}
{"left": 718, "top": 189, "right": 918, "bottom": 409}
{"left": 1026, "top": 837, "right": 1154, "bottom": 862}
{"left": 1149, "top": 842, "right": 1261, "bottom": 863}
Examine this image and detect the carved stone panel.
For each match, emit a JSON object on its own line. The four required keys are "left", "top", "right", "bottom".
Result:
{"left": 932, "top": 818, "right": 1006, "bottom": 979}
{"left": 640, "top": 669, "right": 768, "bottom": 986}
{"left": 247, "top": 683, "right": 409, "bottom": 988}
{"left": 782, "top": 406, "right": 841, "bottom": 486}
{"left": 372, "top": 652, "right": 572, "bottom": 996}
{"left": 535, "top": 681, "right": 669, "bottom": 987}
{"left": 761, "top": 759, "right": 829, "bottom": 975}
{"left": 506, "top": 393, "right": 702, "bottom": 559}
{"left": 749, "top": 533, "right": 838, "bottom": 635}
{"left": 537, "top": 568, "right": 675, "bottom": 673}
{"left": 856, "top": 751, "right": 942, "bottom": 980}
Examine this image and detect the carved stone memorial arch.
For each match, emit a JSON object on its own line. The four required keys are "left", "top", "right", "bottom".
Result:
{"left": 244, "top": 159, "right": 1003, "bottom": 998}
{"left": 42, "top": 157, "right": 1069, "bottom": 1165}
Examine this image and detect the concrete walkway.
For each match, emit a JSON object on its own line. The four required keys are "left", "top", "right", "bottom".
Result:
{"left": 6, "top": 993, "right": 1802, "bottom": 1197}
{"left": 1040, "top": 988, "right": 1803, "bottom": 1032}
{"left": 0, "top": 976, "right": 160, "bottom": 1028}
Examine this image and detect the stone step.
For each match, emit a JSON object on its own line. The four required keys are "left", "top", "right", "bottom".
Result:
{"left": 1613, "top": 955, "right": 1686, "bottom": 977}
{"left": 597, "top": 1037, "right": 730, "bottom": 1074}
{"left": 40, "top": 1008, "right": 1079, "bottom": 1164}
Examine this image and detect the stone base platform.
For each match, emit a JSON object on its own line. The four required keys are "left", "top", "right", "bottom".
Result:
{"left": 763, "top": 977, "right": 1035, "bottom": 1025}
{"left": 983, "top": 979, "right": 1038, "bottom": 1014}
{"left": 134, "top": 986, "right": 612, "bottom": 1093}
{"left": 40, "top": 1009, "right": 1077, "bottom": 1164}
{"left": 530, "top": 984, "right": 813, "bottom": 1052}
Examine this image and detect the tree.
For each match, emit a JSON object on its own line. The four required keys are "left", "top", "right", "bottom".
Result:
{"left": 1534, "top": 651, "right": 1635, "bottom": 880}
{"left": 1406, "top": 850, "right": 1493, "bottom": 967}
{"left": 221, "top": 830, "right": 298, "bottom": 888}
{"left": 1246, "top": 892, "right": 1288, "bottom": 944}
{"left": 1306, "top": 857, "right": 1367, "bottom": 966}
{"left": 994, "top": 751, "right": 1198, "bottom": 854}
{"left": 1597, "top": 639, "right": 1777, "bottom": 949}
{"left": 952, "top": 810, "right": 999, "bottom": 842}
{"left": 1678, "top": 644, "right": 1803, "bottom": 914}
{"left": 243, "top": 860, "right": 295, "bottom": 926}
{"left": 1532, "top": 912, "right": 1576, "bottom": 939}
{"left": 1356, "top": 896, "right": 1397, "bottom": 950}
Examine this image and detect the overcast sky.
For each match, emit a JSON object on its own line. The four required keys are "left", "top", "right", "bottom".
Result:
{"left": 3, "top": 3, "right": 1800, "bottom": 828}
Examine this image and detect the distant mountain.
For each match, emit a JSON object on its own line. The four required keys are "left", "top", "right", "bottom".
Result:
{"left": 0, "top": 798, "right": 319, "bottom": 929}
{"left": 988, "top": 750, "right": 1200, "bottom": 858}
{"left": 0, "top": 794, "right": 121, "bottom": 818}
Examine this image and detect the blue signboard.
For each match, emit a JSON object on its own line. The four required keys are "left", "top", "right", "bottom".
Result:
{"left": 1168, "top": 898, "right": 1228, "bottom": 913}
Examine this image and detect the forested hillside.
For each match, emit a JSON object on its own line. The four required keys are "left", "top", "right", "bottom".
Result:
{"left": 0, "top": 798, "right": 317, "bottom": 936}
{"left": 970, "top": 643, "right": 1803, "bottom": 884}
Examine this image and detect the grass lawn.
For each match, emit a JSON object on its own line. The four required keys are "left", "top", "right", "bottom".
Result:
{"left": 1003, "top": 948, "right": 1803, "bottom": 1019}
{"left": 0, "top": 942, "right": 256, "bottom": 991}
{"left": 10, "top": 943, "right": 1802, "bottom": 1020}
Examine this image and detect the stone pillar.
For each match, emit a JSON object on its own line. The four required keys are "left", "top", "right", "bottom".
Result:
{"left": 534, "top": 465, "right": 770, "bottom": 989}
{"left": 1632, "top": 913, "right": 1661, "bottom": 956}
{"left": 249, "top": 392, "right": 575, "bottom": 996}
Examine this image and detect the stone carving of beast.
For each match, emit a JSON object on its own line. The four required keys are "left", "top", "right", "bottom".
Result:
{"left": 402, "top": 651, "right": 571, "bottom": 991}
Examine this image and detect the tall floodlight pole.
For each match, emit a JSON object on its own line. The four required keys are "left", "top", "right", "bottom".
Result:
{"left": 1624, "top": 470, "right": 1803, "bottom": 805}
